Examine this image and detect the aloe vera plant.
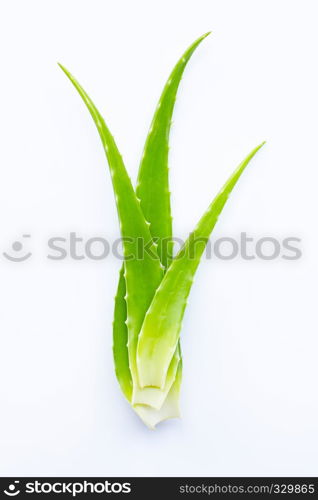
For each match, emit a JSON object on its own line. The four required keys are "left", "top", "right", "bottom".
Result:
{"left": 60, "top": 33, "right": 264, "bottom": 429}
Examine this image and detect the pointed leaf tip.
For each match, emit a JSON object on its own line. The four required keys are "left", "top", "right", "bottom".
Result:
{"left": 254, "top": 141, "right": 266, "bottom": 153}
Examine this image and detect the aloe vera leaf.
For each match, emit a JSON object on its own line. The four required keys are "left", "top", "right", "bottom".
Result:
{"left": 136, "top": 31, "right": 211, "bottom": 269}
{"left": 136, "top": 142, "right": 265, "bottom": 389}
{"left": 112, "top": 263, "right": 180, "bottom": 409}
{"left": 59, "top": 64, "right": 163, "bottom": 392}
{"left": 133, "top": 33, "right": 210, "bottom": 406}
{"left": 112, "top": 267, "right": 132, "bottom": 401}
{"left": 114, "top": 34, "right": 210, "bottom": 409}
{"left": 112, "top": 264, "right": 180, "bottom": 409}
{"left": 132, "top": 343, "right": 180, "bottom": 408}
{"left": 134, "top": 361, "right": 182, "bottom": 429}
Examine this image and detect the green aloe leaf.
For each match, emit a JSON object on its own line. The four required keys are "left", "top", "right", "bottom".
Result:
{"left": 58, "top": 64, "right": 163, "bottom": 398}
{"left": 112, "top": 33, "right": 210, "bottom": 414}
{"left": 136, "top": 142, "right": 265, "bottom": 389}
{"left": 112, "top": 267, "right": 132, "bottom": 401}
{"left": 136, "top": 31, "right": 211, "bottom": 269}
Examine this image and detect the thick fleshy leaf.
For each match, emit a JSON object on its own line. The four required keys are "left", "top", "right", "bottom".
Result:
{"left": 113, "top": 34, "right": 210, "bottom": 414}
{"left": 136, "top": 143, "right": 265, "bottom": 389}
{"left": 134, "top": 360, "right": 183, "bottom": 430}
{"left": 136, "top": 32, "right": 211, "bottom": 269}
{"left": 112, "top": 267, "right": 132, "bottom": 401}
{"left": 59, "top": 64, "right": 163, "bottom": 395}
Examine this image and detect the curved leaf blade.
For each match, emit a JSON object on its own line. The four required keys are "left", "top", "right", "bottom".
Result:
{"left": 112, "top": 34, "right": 210, "bottom": 412}
{"left": 136, "top": 142, "right": 265, "bottom": 388}
{"left": 59, "top": 64, "right": 163, "bottom": 395}
{"left": 136, "top": 32, "right": 211, "bottom": 269}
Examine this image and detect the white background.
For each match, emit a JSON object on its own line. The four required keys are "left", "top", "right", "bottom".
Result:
{"left": 0, "top": 0, "right": 317, "bottom": 477}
